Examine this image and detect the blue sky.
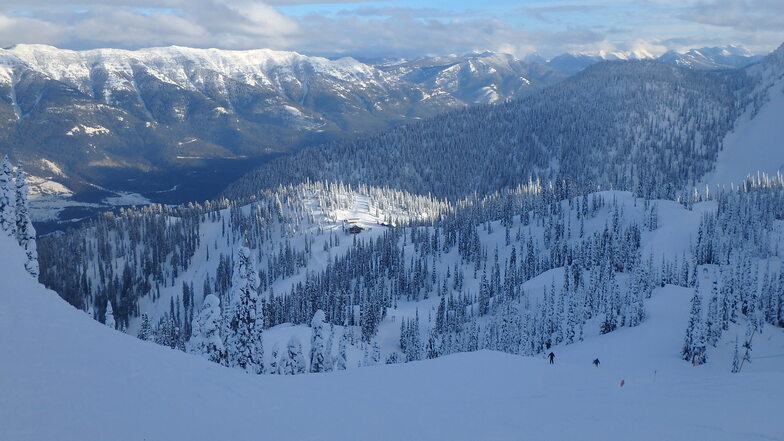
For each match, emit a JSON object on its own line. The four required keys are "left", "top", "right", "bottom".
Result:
{"left": 0, "top": 0, "right": 781, "bottom": 58}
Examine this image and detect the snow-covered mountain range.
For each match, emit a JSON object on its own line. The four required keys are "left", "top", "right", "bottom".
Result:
{"left": 0, "top": 44, "right": 567, "bottom": 220}
{"left": 0, "top": 44, "right": 453, "bottom": 208}
{"left": 543, "top": 45, "right": 763, "bottom": 76}
{"left": 658, "top": 45, "right": 764, "bottom": 70}
{"left": 0, "top": 43, "right": 767, "bottom": 225}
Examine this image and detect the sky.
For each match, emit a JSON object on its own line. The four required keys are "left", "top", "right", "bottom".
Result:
{"left": 0, "top": 0, "right": 781, "bottom": 59}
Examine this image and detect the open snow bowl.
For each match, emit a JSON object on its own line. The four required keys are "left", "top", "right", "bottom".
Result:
{"left": 10, "top": 187, "right": 784, "bottom": 440}
{"left": 3, "top": 255, "right": 784, "bottom": 441}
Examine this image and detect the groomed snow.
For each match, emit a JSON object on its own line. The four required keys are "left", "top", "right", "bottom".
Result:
{"left": 1, "top": 233, "right": 783, "bottom": 441}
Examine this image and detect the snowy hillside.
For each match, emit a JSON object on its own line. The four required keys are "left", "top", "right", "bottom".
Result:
{"left": 699, "top": 44, "right": 784, "bottom": 188}
{"left": 5, "top": 219, "right": 784, "bottom": 440}
{"left": 702, "top": 77, "right": 784, "bottom": 188}
{"left": 38, "top": 175, "right": 784, "bottom": 377}
{"left": 228, "top": 59, "right": 753, "bottom": 202}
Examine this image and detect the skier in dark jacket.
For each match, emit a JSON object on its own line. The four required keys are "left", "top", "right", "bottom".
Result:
{"left": 548, "top": 352, "right": 555, "bottom": 364}
{"left": 593, "top": 358, "right": 600, "bottom": 367}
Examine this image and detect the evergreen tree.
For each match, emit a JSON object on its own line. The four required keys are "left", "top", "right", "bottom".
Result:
{"left": 385, "top": 352, "right": 403, "bottom": 364}
{"left": 336, "top": 332, "right": 348, "bottom": 371}
{"left": 683, "top": 290, "right": 706, "bottom": 364}
{"left": 188, "top": 294, "right": 227, "bottom": 366}
{"left": 705, "top": 292, "right": 720, "bottom": 346}
{"left": 731, "top": 335, "right": 741, "bottom": 373}
{"left": 372, "top": 340, "right": 381, "bottom": 365}
{"left": 13, "top": 166, "right": 37, "bottom": 278}
{"left": 401, "top": 311, "right": 422, "bottom": 362}
{"left": 137, "top": 313, "right": 153, "bottom": 341}
{"left": 268, "top": 342, "right": 280, "bottom": 374}
{"left": 280, "top": 335, "right": 306, "bottom": 375}
{"left": 105, "top": 299, "right": 116, "bottom": 330}
{"left": 0, "top": 156, "right": 14, "bottom": 236}
{"left": 426, "top": 330, "right": 440, "bottom": 359}
{"left": 225, "top": 247, "right": 264, "bottom": 374}
{"left": 742, "top": 319, "right": 755, "bottom": 368}
{"left": 155, "top": 314, "right": 179, "bottom": 349}
{"left": 310, "top": 309, "right": 330, "bottom": 373}
{"left": 360, "top": 295, "right": 380, "bottom": 343}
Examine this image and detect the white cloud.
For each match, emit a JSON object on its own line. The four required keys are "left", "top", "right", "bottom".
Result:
{"left": 213, "top": 1, "right": 299, "bottom": 37}
{"left": 0, "top": 0, "right": 779, "bottom": 57}
{"left": 681, "top": 0, "right": 784, "bottom": 31}
{"left": 0, "top": 13, "right": 64, "bottom": 46}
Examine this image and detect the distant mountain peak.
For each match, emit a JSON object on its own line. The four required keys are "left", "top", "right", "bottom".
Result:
{"left": 657, "top": 44, "right": 762, "bottom": 70}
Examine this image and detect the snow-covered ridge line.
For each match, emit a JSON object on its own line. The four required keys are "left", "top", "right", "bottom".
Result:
{"left": 0, "top": 44, "right": 382, "bottom": 96}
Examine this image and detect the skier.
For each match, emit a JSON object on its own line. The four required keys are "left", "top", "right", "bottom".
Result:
{"left": 548, "top": 352, "right": 555, "bottom": 364}
{"left": 593, "top": 358, "right": 600, "bottom": 367}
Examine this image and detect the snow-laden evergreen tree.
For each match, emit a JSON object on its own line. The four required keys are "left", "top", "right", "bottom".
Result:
{"left": 309, "top": 309, "right": 330, "bottom": 373}
{"left": 385, "top": 352, "right": 403, "bottom": 364}
{"left": 683, "top": 290, "right": 706, "bottom": 364}
{"left": 105, "top": 300, "right": 116, "bottom": 330}
{"left": 362, "top": 342, "right": 371, "bottom": 367}
{"left": 13, "top": 166, "right": 37, "bottom": 278}
{"left": 155, "top": 314, "right": 179, "bottom": 349}
{"left": 335, "top": 332, "right": 348, "bottom": 371}
{"left": 188, "top": 294, "right": 227, "bottom": 366}
{"left": 268, "top": 342, "right": 280, "bottom": 374}
{"left": 371, "top": 340, "right": 381, "bottom": 365}
{"left": 325, "top": 325, "right": 335, "bottom": 368}
{"left": 426, "top": 330, "right": 440, "bottom": 359}
{"left": 742, "top": 319, "right": 755, "bottom": 367}
{"left": 137, "top": 314, "right": 153, "bottom": 341}
{"left": 0, "top": 156, "right": 14, "bottom": 236}
{"left": 705, "top": 291, "right": 721, "bottom": 346}
{"left": 280, "top": 335, "right": 306, "bottom": 375}
{"left": 400, "top": 311, "right": 422, "bottom": 362}
{"left": 225, "top": 247, "right": 264, "bottom": 374}
{"left": 731, "top": 335, "right": 741, "bottom": 373}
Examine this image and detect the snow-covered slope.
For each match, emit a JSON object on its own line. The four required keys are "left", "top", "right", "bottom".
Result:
{"left": 701, "top": 45, "right": 784, "bottom": 188}
{"left": 702, "top": 78, "right": 784, "bottom": 188}
{"left": 4, "top": 230, "right": 784, "bottom": 441}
